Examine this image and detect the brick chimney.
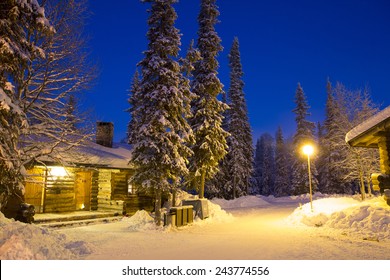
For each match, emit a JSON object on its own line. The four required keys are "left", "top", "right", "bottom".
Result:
{"left": 96, "top": 122, "right": 114, "bottom": 148}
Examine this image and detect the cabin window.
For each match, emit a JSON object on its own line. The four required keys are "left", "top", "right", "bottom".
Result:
{"left": 128, "top": 179, "right": 137, "bottom": 194}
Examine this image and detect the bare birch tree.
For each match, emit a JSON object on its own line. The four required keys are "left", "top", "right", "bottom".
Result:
{"left": 330, "top": 83, "right": 380, "bottom": 199}
{"left": 1, "top": 0, "right": 95, "bottom": 218}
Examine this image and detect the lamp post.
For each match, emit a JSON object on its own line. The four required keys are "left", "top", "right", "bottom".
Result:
{"left": 302, "top": 144, "right": 314, "bottom": 212}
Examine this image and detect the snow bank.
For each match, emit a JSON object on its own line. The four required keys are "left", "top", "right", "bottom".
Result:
{"left": 121, "top": 210, "right": 163, "bottom": 232}
{"left": 263, "top": 192, "right": 340, "bottom": 204}
{"left": 212, "top": 195, "right": 270, "bottom": 209}
{"left": 121, "top": 192, "right": 234, "bottom": 231}
{"left": 199, "top": 199, "right": 234, "bottom": 223}
{"left": 0, "top": 213, "right": 92, "bottom": 260}
{"left": 210, "top": 193, "right": 332, "bottom": 211}
{"left": 287, "top": 196, "right": 390, "bottom": 240}
{"left": 175, "top": 190, "right": 233, "bottom": 223}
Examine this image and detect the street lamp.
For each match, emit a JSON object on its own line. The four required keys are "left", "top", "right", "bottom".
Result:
{"left": 302, "top": 144, "right": 314, "bottom": 212}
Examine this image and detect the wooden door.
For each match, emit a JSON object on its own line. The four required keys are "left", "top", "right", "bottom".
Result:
{"left": 75, "top": 171, "right": 92, "bottom": 210}
{"left": 24, "top": 168, "right": 45, "bottom": 213}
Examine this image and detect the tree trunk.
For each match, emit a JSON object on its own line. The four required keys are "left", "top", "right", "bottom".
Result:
{"left": 154, "top": 189, "right": 162, "bottom": 226}
{"left": 172, "top": 190, "right": 176, "bottom": 207}
{"left": 359, "top": 170, "right": 366, "bottom": 201}
{"left": 366, "top": 178, "right": 372, "bottom": 197}
{"left": 199, "top": 169, "right": 206, "bottom": 199}
{"left": 233, "top": 176, "right": 237, "bottom": 199}
{"left": 358, "top": 155, "right": 366, "bottom": 201}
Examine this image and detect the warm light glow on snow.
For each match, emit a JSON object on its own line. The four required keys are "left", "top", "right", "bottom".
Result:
{"left": 300, "top": 197, "right": 360, "bottom": 215}
{"left": 1, "top": 193, "right": 390, "bottom": 260}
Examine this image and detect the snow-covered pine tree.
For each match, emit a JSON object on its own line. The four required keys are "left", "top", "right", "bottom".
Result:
{"left": 224, "top": 37, "right": 253, "bottom": 198}
{"left": 64, "top": 94, "right": 78, "bottom": 130}
{"left": 127, "top": 70, "right": 141, "bottom": 143}
{"left": 180, "top": 40, "right": 201, "bottom": 79}
{"left": 179, "top": 40, "right": 200, "bottom": 136}
{"left": 177, "top": 40, "right": 200, "bottom": 202}
{"left": 188, "top": 0, "right": 229, "bottom": 198}
{"left": 128, "top": 0, "right": 194, "bottom": 225}
{"left": 251, "top": 138, "right": 263, "bottom": 195}
{"left": 274, "top": 127, "right": 291, "bottom": 197}
{"left": 258, "top": 133, "right": 275, "bottom": 196}
{"left": 206, "top": 90, "right": 231, "bottom": 199}
{"left": 252, "top": 134, "right": 276, "bottom": 196}
{"left": 291, "top": 83, "right": 318, "bottom": 195}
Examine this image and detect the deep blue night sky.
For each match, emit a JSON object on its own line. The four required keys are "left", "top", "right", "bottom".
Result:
{"left": 83, "top": 0, "right": 390, "bottom": 143}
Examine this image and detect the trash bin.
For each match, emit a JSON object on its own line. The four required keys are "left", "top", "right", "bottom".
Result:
{"left": 168, "top": 206, "right": 194, "bottom": 227}
{"left": 182, "top": 205, "right": 194, "bottom": 224}
{"left": 16, "top": 203, "right": 35, "bottom": 224}
{"left": 164, "top": 212, "right": 176, "bottom": 226}
{"left": 182, "top": 207, "right": 188, "bottom": 226}
{"left": 384, "top": 189, "right": 390, "bottom": 206}
{"left": 170, "top": 207, "right": 183, "bottom": 226}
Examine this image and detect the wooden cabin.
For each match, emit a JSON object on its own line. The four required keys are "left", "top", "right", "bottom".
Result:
{"left": 24, "top": 122, "right": 154, "bottom": 215}
{"left": 346, "top": 105, "right": 390, "bottom": 203}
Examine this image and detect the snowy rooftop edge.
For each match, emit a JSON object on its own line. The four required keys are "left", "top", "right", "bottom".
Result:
{"left": 38, "top": 141, "right": 132, "bottom": 169}
{"left": 345, "top": 105, "right": 390, "bottom": 144}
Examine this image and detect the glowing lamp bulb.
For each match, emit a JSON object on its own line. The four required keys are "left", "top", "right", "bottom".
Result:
{"left": 302, "top": 144, "right": 314, "bottom": 156}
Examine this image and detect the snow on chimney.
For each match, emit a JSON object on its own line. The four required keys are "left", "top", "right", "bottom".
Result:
{"left": 96, "top": 122, "right": 114, "bottom": 148}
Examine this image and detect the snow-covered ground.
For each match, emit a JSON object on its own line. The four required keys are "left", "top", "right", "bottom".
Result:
{"left": 1, "top": 193, "right": 390, "bottom": 260}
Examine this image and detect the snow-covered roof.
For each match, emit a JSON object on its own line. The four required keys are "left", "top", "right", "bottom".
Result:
{"left": 71, "top": 142, "right": 132, "bottom": 169}
{"left": 41, "top": 141, "right": 132, "bottom": 169}
{"left": 345, "top": 105, "right": 390, "bottom": 147}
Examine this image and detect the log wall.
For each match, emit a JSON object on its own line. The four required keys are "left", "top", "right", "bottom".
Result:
{"left": 25, "top": 166, "right": 153, "bottom": 215}
{"left": 378, "top": 136, "right": 390, "bottom": 175}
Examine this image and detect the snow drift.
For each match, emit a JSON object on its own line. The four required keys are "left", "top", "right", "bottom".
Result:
{"left": 0, "top": 212, "right": 92, "bottom": 260}
{"left": 212, "top": 195, "right": 270, "bottom": 209}
{"left": 121, "top": 198, "right": 234, "bottom": 232}
{"left": 1, "top": 193, "right": 389, "bottom": 260}
{"left": 287, "top": 196, "right": 390, "bottom": 240}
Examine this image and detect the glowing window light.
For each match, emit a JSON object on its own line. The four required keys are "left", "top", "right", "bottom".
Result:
{"left": 49, "top": 166, "right": 68, "bottom": 177}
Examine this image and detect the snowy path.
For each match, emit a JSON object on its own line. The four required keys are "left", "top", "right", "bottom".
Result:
{"left": 59, "top": 202, "right": 390, "bottom": 260}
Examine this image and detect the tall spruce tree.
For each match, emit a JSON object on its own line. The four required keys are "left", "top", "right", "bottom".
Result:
{"left": 258, "top": 133, "right": 275, "bottom": 195}
{"left": 206, "top": 91, "right": 230, "bottom": 198}
{"left": 189, "top": 0, "right": 229, "bottom": 198}
{"left": 217, "top": 37, "right": 253, "bottom": 199}
{"left": 126, "top": 70, "right": 141, "bottom": 143}
{"left": 128, "top": 0, "right": 194, "bottom": 225}
{"left": 252, "top": 134, "right": 276, "bottom": 196}
{"left": 251, "top": 138, "right": 263, "bottom": 194}
{"left": 64, "top": 94, "right": 78, "bottom": 130}
{"left": 274, "top": 127, "right": 291, "bottom": 196}
{"left": 291, "top": 83, "right": 318, "bottom": 195}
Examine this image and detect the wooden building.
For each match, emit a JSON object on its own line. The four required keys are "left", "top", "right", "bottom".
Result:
{"left": 346, "top": 105, "right": 390, "bottom": 203}
{"left": 24, "top": 122, "right": 153, "bottom": 215}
